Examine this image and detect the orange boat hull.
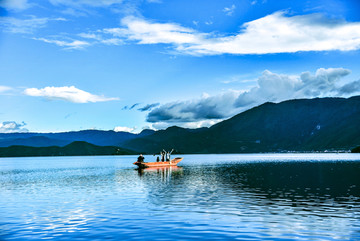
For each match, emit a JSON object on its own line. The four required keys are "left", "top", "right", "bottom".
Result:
{"left": 133, "top": 157, "right": 183, "bottom": 168}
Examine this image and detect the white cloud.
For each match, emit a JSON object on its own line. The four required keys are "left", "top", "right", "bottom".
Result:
{"left": 103, "top": 12, "right": 360, "bottom": 55}
{"left": 223, "top": 4, "right": 236, "bottom": 16}
{"left": 24, "top": 86, "right": 119, "bottom": 103}
{"left": 146, "top": 68, "right": 359, "bottom": 128}
{"left": 114, "top": 126, "right": 136, "bottom": 133}
{"left": 0, "top": 0, "right": 29, "bottom": 11}
{"left": 49, "top": 0, "right": 123, "bottom": 8}
{"left": 34, "top": 37, "right": 90, "bottom": 50}
{"left": 185, "top": 11, "right": 360, "bottom": 55}
{"left": 78, "top": 32, "right": 123, "bottom": 45}
{"left": 104, "top": 16, "right": 203, "bottom": 45}
{"left": 0, "top": 121, "right": 29, "bottom": 133}
{"left": 26, "top": 11, "right": 360, "bottom": 54}
{"left": 78, "top": 32, "right": 101, "bottom": 40}
{"left": 176, "top": 119, "right": 221, "bottom": 129}
{"left": 100, "top": 38, "right": 123, "bottom": 45}
{"left": 221, "top": 75, "right": 257, "bottom": 84}
{"left": 150, "top": 119, "right": 222, "bottom": 131}
{"left": 0, "top": 86, "right": 13, "bottom": 93}
{"left": 0, "top": 16, "right": 66, "bottom": 34}
{"left": 234, "top": 68, "right": 352, "bottom": 107}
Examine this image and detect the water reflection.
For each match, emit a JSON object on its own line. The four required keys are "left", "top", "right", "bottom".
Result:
{"left": 136, "top": 166, "right": 183, "bottom": 179}
{"left": 144, "top": 161, "right": 360, "bottom": 208}
{"left": 215, "top": 161, "right": 360, "bottom": 201}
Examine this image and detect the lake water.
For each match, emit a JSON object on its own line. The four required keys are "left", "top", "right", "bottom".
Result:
{"left": 1, "top": 154, "right": 360, "bottom": 240}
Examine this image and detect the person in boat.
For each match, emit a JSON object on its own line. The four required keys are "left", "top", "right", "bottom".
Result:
{"left": 166, "top": 149, "right": 174, "bottom": 162}
{"left": 137, "top": 154, "right": 144, "bottom": 163}
{"left": 161, "top": 151, "right": 165, "bottom": 162}
{"left": 156, "top": 156, "right": 160, "bottom": 162}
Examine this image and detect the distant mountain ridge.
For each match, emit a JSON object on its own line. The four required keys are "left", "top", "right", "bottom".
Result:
{"left": 0, "top": 129, "right": 155, "bottom": 147}
{"left": 0, "top": 141, "right": 136, "bottom": 157}
{"left": 1, "top": 96, "right": 360, "bottom": 155}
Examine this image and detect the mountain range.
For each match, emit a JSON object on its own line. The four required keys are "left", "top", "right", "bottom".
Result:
{"left": 123, "top": 96, "right": 360, "bottom": 153}
{"left": 1, "top": 96, "right": 360, "bottom": 155}
{"left": 0, "top": 141, "right": 136, "bottom": 157}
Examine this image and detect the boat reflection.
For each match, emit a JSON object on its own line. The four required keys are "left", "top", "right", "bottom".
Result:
{"left": 136, "top": 166, "right": 183, "bottom": 180}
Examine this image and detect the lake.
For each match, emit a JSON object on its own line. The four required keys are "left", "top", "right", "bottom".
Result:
{"left": 1, "top": 153, "right": 360, "bottom": 240}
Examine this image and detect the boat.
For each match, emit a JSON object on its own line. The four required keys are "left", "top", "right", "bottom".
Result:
{"left": 133, "top": 157, "right": 183, "bottom": 169}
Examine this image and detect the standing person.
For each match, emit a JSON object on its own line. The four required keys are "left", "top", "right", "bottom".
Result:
{"left": 161, "top": 151, "right": 165, "bottom": 162}
{"left": 137, "top": 154, "right": 144, "bottom": 163}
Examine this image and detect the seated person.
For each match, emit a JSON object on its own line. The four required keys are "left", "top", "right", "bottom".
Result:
{"left": 137, "top": 154, "right": 144, "bottom": 163}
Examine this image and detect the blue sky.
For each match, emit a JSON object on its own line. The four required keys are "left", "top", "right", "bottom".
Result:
{"left": 1, "top": 0, "right": 360, "bottom": 133}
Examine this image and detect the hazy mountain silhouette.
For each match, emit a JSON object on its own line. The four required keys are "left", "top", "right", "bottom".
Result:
{"left": 0, "top": 129, "right": 154, "bottom": 147}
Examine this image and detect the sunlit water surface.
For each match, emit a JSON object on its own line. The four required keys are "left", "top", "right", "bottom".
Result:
{"left": 1, "top": 154, "right": 360, "bottom": 240}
